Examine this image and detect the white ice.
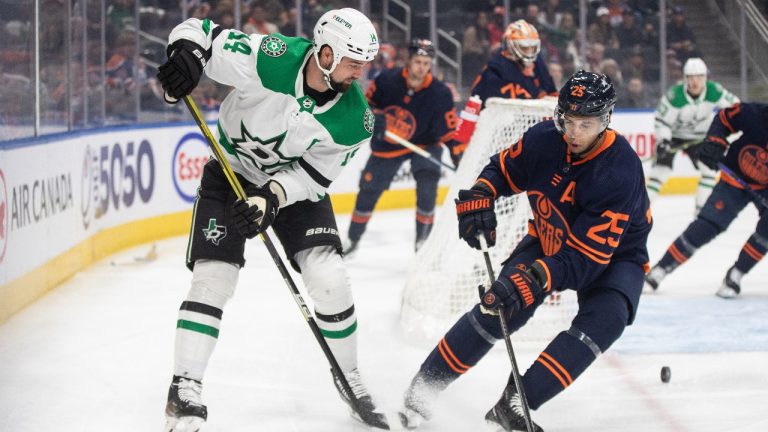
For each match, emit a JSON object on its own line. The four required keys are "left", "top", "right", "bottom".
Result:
{"left": 1, "top": 195, "right": 767, "bottom": 432}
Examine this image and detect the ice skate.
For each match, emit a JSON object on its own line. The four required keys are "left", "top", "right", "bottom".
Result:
{"left": 716, "top": 266, "right": 742, "bottom": 299}
{"left": 332, "top": 368, "right": 389, "bottom": 429}
{"left": 485, "top": 385, "right": 543, "bottom": 432}
{"left": 397, "top": 373, "right": 440, "bottom": 430}
{"left": 644, "top": 264, "right": 669, "bottom": 291}
{"left": 164, "top": 376, "right": 207, "bottom": 432}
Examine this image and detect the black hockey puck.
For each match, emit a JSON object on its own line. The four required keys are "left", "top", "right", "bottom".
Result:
{"left": 660, "top": 366, "right": 671, "bottom": 383}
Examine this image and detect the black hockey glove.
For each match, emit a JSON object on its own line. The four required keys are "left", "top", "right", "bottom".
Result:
{"left": 157, "top": 39, "right": 208, "bottom": 103}
{"left": 445, "top": 139, "right": 467, "bottom": 167}
{"left": 232, "top": 182, "right": 281, "bottom": 239}
{"left": 480, "top": 262, "right": 547, "bottom": 315}
{"left": 455, "top": 186, "right": 496, "bottom": 250}
{"left": 696, "top": 137, "right": 728, "bottom": 170}
{"left": 372, "top": 113, "right": 387, "bottom": 142}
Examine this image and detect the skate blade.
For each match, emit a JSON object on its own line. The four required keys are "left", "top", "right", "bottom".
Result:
{"left": 348, "top": 406, "right": 391, "bottom": 430}
{"left": 164, "top": 415, "right": 204, "bottom": 432}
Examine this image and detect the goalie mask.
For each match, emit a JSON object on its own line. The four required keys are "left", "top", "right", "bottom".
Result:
{"left": 502, "top": 20, "right": 541, "bottom": 66}
{"left": 313, "top": 8, "right": 379, "bottom": 90}
{"left": 554, "top": 70, "right": 616, "bottom": 135}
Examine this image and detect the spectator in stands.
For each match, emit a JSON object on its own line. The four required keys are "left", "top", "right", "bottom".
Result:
{"left": 539, "top": 0, "right": 565, "bottom": 30}
{"left": 586, "top": 42, "right": 606, "bottom": 73}
{"left": 550, "top": 11, "right": 579, "bottom": 56}
{"left": 588, "top": 6, "right": 619, "bottom": 49}
{"left": 600, "top": 58, "right": 624, "bottom": 89}
{"left": 488, "top": 6, "right": 506, "bottom": 50}
{"left": 243, "top": 5, "right": 278, "bottom": 35}
{"left": 463, "top": 12, "right": 492, "bottom": 83}
{"left": 623, "top": 45, "right": 655, "bottom": 82}
{"left": 547, "top": 61, "right": 565, "bottom": 88}
{"left": 621, "top": 77, "right": 653, "bottom": 108}
{"left": 279, "top": 7, "right": 299, "bottom": 37}
{"left": 605, "top": 0, "right": 629, "bottom": 27}
{"left": 616, "top": 8, "right": 644, "bottom": 49}
{"left": 667, "top": 6, "right": 697, "bottom": 60}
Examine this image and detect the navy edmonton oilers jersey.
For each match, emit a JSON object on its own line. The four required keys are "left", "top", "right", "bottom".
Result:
{"left": 470, "top": 50, "right": 558, "bottom": 105}
{"left": 476, "top": 121, "right": 652, "bottom": 291}
{"left": 365, "top": 67, "right": 457, "bottom": 156}
{"left": 706, "top": 102, "right": 768, "bottom": 190}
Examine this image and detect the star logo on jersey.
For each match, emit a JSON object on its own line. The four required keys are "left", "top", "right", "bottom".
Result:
{"left": 230, "top": 122, "right": 298, "bottom": 173}
{"left": 202, "top": 218, "right": 227, "bottom": 245}
{"left": 260, "top": 36, "right": 287, "bottom": 57}
{"left": 363, "top": 108, "right": 375, "bottom": 134}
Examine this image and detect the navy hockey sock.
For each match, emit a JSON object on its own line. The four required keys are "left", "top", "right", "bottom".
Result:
{"left": 657, "top": 218, "right": 720, "bottom": 270}
{"left": 415, "top": 208, "right": 434, "bottom": 244}
{"left": 348, "top": 189, "right": 384, "bottom": 241}
{"left": 734, "top": 233, "right": 768, "bottom": 273}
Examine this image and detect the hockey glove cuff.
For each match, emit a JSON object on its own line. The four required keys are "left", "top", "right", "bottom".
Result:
{"left": 157, "top": 39, "right": 208, "bottom": 102}
{"left": 232, "top": 182, "right": 282, "bottom": 239}
{"left": 455, "top": 185, "right": 496, "bottom": 250}
{"left": 697, "top": 137, "right": 728, "bottom": 170}
{"left": 480, "top": 262, "right": 548, "bottom": 315}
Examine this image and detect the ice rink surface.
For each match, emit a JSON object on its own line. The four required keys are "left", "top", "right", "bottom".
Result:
{"left": 1, "top": 195, "right": 767, "bottom": 432}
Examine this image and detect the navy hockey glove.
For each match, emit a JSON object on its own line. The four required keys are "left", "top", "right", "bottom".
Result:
{"left": 157, "top": 39, "right": 208, "bottom": 103}
{"left": 372, "top": 113, "right": 387, "bottom": 142}
{"left": 697, "top": 137, "right": 728, "bottom": 170}
{"left": 455, "top": 186, "right": 496, "bottom": 250}
{"left": 480, "top": 262, "right": 548, "bottom": 315}
{"left": 232, "top": 182, "right": 281, "bottom": 239}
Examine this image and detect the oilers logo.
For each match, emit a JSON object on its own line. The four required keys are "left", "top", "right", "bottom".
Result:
{"left": 382, "top": 106, "right": 416, "bottom": 143}
{"left": 528, "top": 191, "right": 569, "bottom": 256}
{"left": 737, "top": 144, "right": 768, "bottom": 185}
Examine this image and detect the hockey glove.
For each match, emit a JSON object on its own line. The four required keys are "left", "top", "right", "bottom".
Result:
{"left": 480, "top": 262, "right": 548, "bottom": 315}
{"left": 157, "top": 39, "right": 208, "bottom": 103}
{"left": 455, "top": 186, "right": 496, "bottom": 250}
{"left": 697, "top": 137, "right": 728, "bottom": 170}
{"left": 445, "top": 139, "right": 467, "bottom": 167}
{"left": 232, "top": 182, "right": 281, "bottom": 239}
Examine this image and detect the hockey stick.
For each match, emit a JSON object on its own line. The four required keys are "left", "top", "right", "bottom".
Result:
{"left": 718, "top": 163, "right": 768, "bottom": 210}
{"left": 477, "top": 236, "right": 534, "bottom": 432}
{"left": 384, "top": 130, "right": 457, "bottom": 172}
{"left": 181, "top": 95, "right": 387, "bottom": 429}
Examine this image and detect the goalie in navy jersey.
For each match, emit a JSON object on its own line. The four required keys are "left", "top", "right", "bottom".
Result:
{"left": 450, "top": 19, "right": 558, "bottom": 165}
{"left": 645, "top": 102, "right": 768, "bottom": 299}
{"left": 345, "top": 38, "right": 457, "bottom": 254}
{"left": 397, "top": 71, "right": 652, "bottom": 431}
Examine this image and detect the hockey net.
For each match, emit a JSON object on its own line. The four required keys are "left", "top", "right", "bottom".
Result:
{"left": 400, "top": 97, "right": 577, "bottom": 344}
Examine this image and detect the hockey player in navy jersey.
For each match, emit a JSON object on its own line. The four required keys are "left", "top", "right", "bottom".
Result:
{"left": 450, "top": 19, "right": 558, "bottom": 165}
{"left": 345, "top": 39, "right": 457, "bottom": 254}
{"left": 397, "top": 71, "right": 652, "bottom": 431}
{"left": 645, "top": 102, "right": 768, "bottom": 298}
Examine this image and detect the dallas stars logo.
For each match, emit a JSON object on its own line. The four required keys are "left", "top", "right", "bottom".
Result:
{"left": 230, "top": 121, "right": 298, "bottom": 173}
{"left": 202, "top": 218, "right": 227, "bottom": 245}
{"left": 261, "top": 36, "right": 287, "bottom": 57}
{"left": 363, "top": 108, "right": 375, "bottom": 134}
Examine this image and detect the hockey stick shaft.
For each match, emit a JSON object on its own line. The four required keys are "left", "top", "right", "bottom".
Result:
{"left": 477, "top": 236, "right": 534, "bottom": 432}
{"left": 181, "top": 95, "right": 370, "bottom": 423}
{"left": 718, "top": 163, "right": 768, "bottom": 209}
{"left": 384, "top": 130, "right": 457, "bottom": 172}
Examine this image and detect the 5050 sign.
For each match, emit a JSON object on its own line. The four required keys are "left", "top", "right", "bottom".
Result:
{"left": 81, "top": 139, "right": 155, "bottom": 228}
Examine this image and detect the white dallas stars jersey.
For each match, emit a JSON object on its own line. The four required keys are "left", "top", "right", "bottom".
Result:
{"left": 654, "top": 80, "right": 738, "bottom": 142}
{"left": 168, "top": 18, "right": 374, "bottom": 206}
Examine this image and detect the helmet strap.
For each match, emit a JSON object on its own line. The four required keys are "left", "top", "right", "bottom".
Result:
{"left": 312, "top": 46, "right": 340, "bottom": 91}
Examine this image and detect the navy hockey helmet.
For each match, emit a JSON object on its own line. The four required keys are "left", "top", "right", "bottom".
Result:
{"left": 408, "top": 38, "right": 436, "bottom": 58}
{"left": 554, "top": 70, "right": 617, "bottom": 134}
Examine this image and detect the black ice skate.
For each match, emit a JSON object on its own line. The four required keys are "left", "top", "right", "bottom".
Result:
{"left": 644, "top": 264, "right": 670, "bottom": 291}
{"left": 485, "top": 385, "right": 543, "bottom": 432}
{"left": 164, "top": 375, "right": 207, "bottom": 432}
{"left": 343, "top": 238, "right": 360, "bottom": 256}
{"left": 716, "top": 266, "right": 742, "bottom": 299}
{"left": 332, "top": 368, "right": 390, "bottom": 429}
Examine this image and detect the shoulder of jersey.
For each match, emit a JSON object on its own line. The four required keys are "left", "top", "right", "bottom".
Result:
{"left": 665, "top": 83, "right": 688, "bottom": 108}
{"left": 521, "top": 120, "right": 559, "bottom": 153}
{"left": 316, "top": 82, "right": 373, "bottom": 146}
{"left": 255, "top": 33, "right": 312, "bottom": 93}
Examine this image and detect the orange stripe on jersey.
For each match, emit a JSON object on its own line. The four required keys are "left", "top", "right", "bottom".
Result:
{"left": 668, "top": 244, "right": 688, "bottom": 264}
{"left": 535, "top": 259, "right": 552, "bottom": 292}
{"left": 540, "top": 352, "right": 573, "bottom": 384}
{"left": 720, "top": 169, "right": 768, "bottom": 190}
{"left": 719, "top": 103, "right": 740, "bottom": 133}
{"left": 743, "top": 243, "right": 764, "bottom": 261}
{"left": 572, "top": 130, "right": 617, "bottom": 165}
{"left": 566, "top": 239, "right": 611, "bottom": 265}
{"left": 499, "top": 149, "right": 523, "bottom": 194}
{"left": 476, "top": 178, "right": 498, "bottom": 198}
{"left": 643, "top": 261, "right": 651, "bottom": 274}
{"left": 568, "top": 233, "right": 613, "bottom": 260}
{"left": 438, "top": 338, "right": 470, "bottom": 374}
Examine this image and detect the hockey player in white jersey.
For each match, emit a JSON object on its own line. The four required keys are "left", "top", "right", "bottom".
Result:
{"left": 156, "top": 8, "right": 389, "bottom": 431}
{"left": 646, "top": 57, "right": 739, "bottom": 214}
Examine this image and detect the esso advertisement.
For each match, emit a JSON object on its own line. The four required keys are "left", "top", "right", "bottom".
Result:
{"left": 172, "top": 132, "right": 210, "bottom": 202}
{"left": 80, "top": 139, "right": 155, "bottom": 229}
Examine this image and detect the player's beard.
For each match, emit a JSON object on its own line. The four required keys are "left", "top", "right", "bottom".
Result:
{"left": 329, "top": 76, "right": 352, "bottom": 93}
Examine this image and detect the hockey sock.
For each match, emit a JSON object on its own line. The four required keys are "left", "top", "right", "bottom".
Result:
{"left": 657, "top": 219, "right": 719, "bottom": 270}
{"left": 734, "top": 233, "right": 768, "bottom": 273}
{"left": 316, "top": 305, "right": 359, "bottom": 372}
{"left": 417, "top": 308, "right": 499, "bottom": 387}
{"left": 415, "top": 208, "right": 435, "bottom": 242}
{"left": 695, "top": 167, "right": 717, "bottom": 212}
{"left": 646, "top": 164, "right": 672, "bottom": 203}
{"left": 522, "top": 289, "right": 628, "bottom": 410}
{"left": 175, "top": 260, "right": 239, "bottom": 380}
{"left": 349, "top": 189, "right": 384, "bottom": 241}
